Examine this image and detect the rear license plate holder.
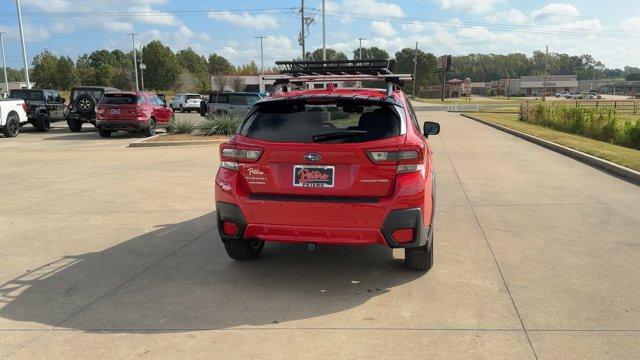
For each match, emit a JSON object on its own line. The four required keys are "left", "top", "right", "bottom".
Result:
{"left": 293, "top": 165, "right": 335, "bottom": 188}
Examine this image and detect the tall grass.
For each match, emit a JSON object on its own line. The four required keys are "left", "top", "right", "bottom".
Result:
{"left": 197, "top": 113, "right": 243, "bottom": 136}
{"left": 520, "top": 102, "right": 640, "bottom": 149}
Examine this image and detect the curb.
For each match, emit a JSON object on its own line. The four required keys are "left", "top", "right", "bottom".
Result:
{"left": 129, "top": 134, "right": 229, "bottom": 148}
{"left": 460, "top": 113, "right": 640, "bottom": 186}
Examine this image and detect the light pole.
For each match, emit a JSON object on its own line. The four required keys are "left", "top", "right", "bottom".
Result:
{"left": 542, "top": 45, "right": 549, "bottom": 101}
{"left": 15, "top": 0, "right": 30, "bottom": 89}
{"left": 358, "top": 38, "right": 366, "bottom": 60}
{"left": 139, "top": 46, "right": 145, "bottom": 91}
{"left": 412, "top": 42, "right": 418, "bottom": 99}
{"left": 128, "top": 33, "right": 140, "bottom": 91}
{"left": 0, "top": 32, "right": 8, "bottom": 93}
{"left": 255, "top": 36, "right": 266, "bottom": 74}
{"left": 300, "top": 0, "right": 305, "bottom": 59}
{"left": 322, "top": 0, "right": 326, "bottom": 61}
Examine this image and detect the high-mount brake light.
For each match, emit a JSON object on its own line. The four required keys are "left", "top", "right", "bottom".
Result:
{"left": 220, "top": 145, "right": 263, "bottom": 171}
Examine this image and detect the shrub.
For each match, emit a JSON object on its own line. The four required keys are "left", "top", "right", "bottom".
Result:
{"left": 167, "top": 118, "right": 197, "bottom": 134}
{"left": 519, "top": 102, "right": 640, "bottom": 149}
{"left": 197, "top": 113, "right": 242, "bottom": 136}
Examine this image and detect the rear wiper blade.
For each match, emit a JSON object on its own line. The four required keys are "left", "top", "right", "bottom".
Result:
{"left": 312, "top": 130, "right": 367, "bottom": 142}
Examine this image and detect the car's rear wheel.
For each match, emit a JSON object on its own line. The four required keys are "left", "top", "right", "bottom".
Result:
{"left": 98, "top": 128, "right": 112, "bottom": 138}
{"left": 180, "top": 105, "right": 185, "bottom": 113}
{"left": 67, "top": 118, "right": 82, "bottom": 132}
{"left": 144, "top": 118, "right": 156, "bottom": 137}
{"left": 404, "top": 239, "right": 433, "bottom": 271}
{"left": 224, "top": 238, "right": 265, "bottom": 261}
{"left": 34, "top": 113, "right": 51, "bottom": 132}
{"left": 2, "top": 113, "right": 20, "bottom": 137}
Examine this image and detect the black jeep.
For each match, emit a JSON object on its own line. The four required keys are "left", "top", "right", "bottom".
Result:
{"left": 67, "top": 86, "right": 119, "bottom": 132}
{"left": 8, "top": 89, "right": 67, "bottom": 132}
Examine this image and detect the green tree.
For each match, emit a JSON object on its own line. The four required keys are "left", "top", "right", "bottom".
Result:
{"left": 31, "top": 50, "right": 59, "bottom": 88}
{"left": 208, "top": 53, "right": 233, "bottom": 75}
{"left": 353, "top": 47, "right": 389, "bottom": 60}
{"left": 6, "top": 68, "right": 25, "bottom": 82}
{"left": 308, "top": 48, "right": 348, "bottom": 61}
{"left": 141, "top": 40, "right": 181, "bottom": 90}
{"left": 395, "top": 48, "right": 437, "bottom": 96}
{"left": 55, "top": 56, "right": 78, "bottom": 90}
{"left": 177, "top": 48, "right": 210, "bottom": 92}
{"left": 235, "top": 61, "right": 259, "bottom": 75}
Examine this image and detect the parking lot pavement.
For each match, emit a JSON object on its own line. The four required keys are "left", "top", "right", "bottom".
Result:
{"left": 1, "top": 111, "right": 639, "bottom": 359}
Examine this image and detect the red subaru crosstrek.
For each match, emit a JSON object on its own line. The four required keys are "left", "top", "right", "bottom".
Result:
{"left": 96, "top": 91, "right": 174, "bottom": 137}
{"left": 215, "top": 60, "right": 440, "bottom": 271}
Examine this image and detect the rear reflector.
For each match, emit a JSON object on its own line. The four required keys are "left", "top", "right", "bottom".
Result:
{"left": 222, "top": 221, "right": 239, "bottom": 237}
{"left": 392, "top": 228, "right": 414, "bottom": 244}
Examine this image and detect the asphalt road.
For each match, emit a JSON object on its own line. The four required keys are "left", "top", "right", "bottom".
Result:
{"left": 0, "top": 111, "right": 639, "bottom": 359}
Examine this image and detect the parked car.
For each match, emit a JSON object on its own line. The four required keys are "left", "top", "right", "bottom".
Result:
{"left": 8, "top": 89, "right": 66, "bottom": 132}
{"left": 566, "top": 92, "right": 583, "bottom": 99}
{"left": 555, "top": 91, "right": 569, "bottom": 98}
{"left": 583, "top": 90, "right": 601, "bottom": 99}
{"left": 66, "top": 86, "right": 119, "bottom": 132}
{"left": 0, "top": 98, "right": 28, "bottom": 137}
{"left": 214, "top": 60, "right": 439, "bottom": 271}
{"left": 169, "top": 93, "right": 202, "bottom": 113}
{"left": 95, "top": 92, "right": 174, "bottom": 138}
{"left": 200, "top": 92, "right": 263, "bottom": 117}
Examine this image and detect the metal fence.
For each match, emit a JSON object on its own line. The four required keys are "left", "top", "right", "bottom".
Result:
{"left": 520, "top": 100, "right": 639, "bottom": 116}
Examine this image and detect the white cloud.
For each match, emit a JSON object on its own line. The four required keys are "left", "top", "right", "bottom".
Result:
{"left": 531, "top": 3, "right": 579, "bottom": 20}
{"left": 552, "top": 19, "right": 602, "bottom": 31}
{"left": 486, "top": 9, "right": 528, "bottom": 25}
{"left": 457, "top": 26, "right": 498, "bottom": 41}
{"left": 621, "top": 17, "right": 640, "bottom": 31}
{"left": 208, "top": 11, "right": 278, "bottom": 30}
{"left": 128, "top": 6, "right": 180, "bottom": 26}
{"left": 436, "top": 0, "right": 503, "bottom": 13}
{"left": 325, "top": 0, "right": 404, "bottom": 18}
{"left": 370, "top": 21, "right": 396, "bottom": 37}
{"left": 402, "top": 21, "right": 428, "bottom": 33}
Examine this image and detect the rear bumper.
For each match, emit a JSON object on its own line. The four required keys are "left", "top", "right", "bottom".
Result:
{"left": 215, "top": 170, "right": 435, "bottom": 249}
{"left": 69, "top": 113, "right": 96, "bottom": 122}
{"left": 96, "top": 119, "right": 148, "bottom": 131}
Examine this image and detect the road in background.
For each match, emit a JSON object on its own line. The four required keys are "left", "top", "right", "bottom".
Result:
{"left": 0, "top": 111, "right": 638, "bottom": 359}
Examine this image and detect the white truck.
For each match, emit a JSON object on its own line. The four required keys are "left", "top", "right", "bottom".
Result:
{"left": 0, "top": 99, "right": 28, "bottom": 138}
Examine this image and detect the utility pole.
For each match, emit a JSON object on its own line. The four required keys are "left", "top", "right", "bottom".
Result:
{"left": 15, "top": 0, "right": 30, "bottom": 89}
{"left": 0, "top": 32, "right": 8, "bottom": 93}
{"left": 139, "top": 46, "right": 145, "bottom": 91}
{"left": 542, "top": 45, "right": 549, "bottom": 101}
{"left": 412, "top": 42, "right": 418, "bottom": 99}
{"left": 358, "top": 38, "right": 366, "bottom": 60}
{"left": 300, "top": 0, "right": 305, "bottom": 60}
{"left": 255, "top": 36, "right": 266, "bottom": 74}
{"left": 128, "top": 33, "right": 140, "bottom": 91}
{"left": 322, "top": 0, "right": 326, "bottom": 61}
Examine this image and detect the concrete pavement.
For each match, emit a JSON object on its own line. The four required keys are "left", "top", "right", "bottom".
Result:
{"left": 1, "top": 112, "right": 639, "bottom": 359}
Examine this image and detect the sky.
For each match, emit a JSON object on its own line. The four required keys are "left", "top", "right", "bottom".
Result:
{"left": 1, "top": 0, "right": 639, "bottom": 71}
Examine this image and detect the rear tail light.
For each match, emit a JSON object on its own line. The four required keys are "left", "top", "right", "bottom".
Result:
{"left": 366, "top": 148, "right": 424, "bottom": 174}
{"left": 220, "top": 144, "right": 263, "bottom": 170}
{"left": 22, "top": 102, "right": 29, "bottom": 113}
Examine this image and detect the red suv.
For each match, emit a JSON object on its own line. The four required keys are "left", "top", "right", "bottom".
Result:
{"left": 96, "top": 91, "right": 174, "bottom": 137}
{"left": 215, "top": 60, "right": 440, "bottom": 271}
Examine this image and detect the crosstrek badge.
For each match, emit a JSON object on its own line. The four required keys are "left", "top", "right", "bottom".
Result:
{"left": 293, "top": 165, "right": 335, "bottom": 188}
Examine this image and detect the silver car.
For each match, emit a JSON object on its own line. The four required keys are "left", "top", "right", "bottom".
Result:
{"left": 170, "top": 93, "right": 202, "bottom": 113}
{"left": 201, "top": 92, "right": 263, "bottom": 117}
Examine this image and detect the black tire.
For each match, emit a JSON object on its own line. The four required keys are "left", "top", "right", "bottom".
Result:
{"left": 2, "top": 113, "right": 20, "bottom": 138}
{"left": 180, "top": 105, "right": 185, "bottom": 113}
{"left": 404, "top": 238, "right": 433, "bottom": 271}
{"left": 67, "top": 118, "right": 82, "bottom": 132}
{"left": 224, "top": 238, "right": 265, "bottom": 261}
{"left": 75, "top": 94, "right": 96, "bottom": 116}
{"left": 34, "top": 113, "right": 51, "bottom": 132}
{"left": 143, "top": 118, "right": 156, "bottom": 137}
{"left": 98, "top": 128, "right": 112, "bottom": 138}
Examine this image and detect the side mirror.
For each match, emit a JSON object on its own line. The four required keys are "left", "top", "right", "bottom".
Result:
{"left": 423, "top": 121, "right": 440, "bottom": 137}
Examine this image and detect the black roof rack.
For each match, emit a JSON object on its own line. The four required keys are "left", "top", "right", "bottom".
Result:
{"left": 276, "top": 59, "right": 396, "bottom": 76}
{"left": 265, "top": 59, "right": 412, "bottom": 97}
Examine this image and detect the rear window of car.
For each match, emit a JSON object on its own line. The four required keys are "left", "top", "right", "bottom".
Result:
{"left": 186, "top": 95, "right": 200, "bottom": 100}
{"left": 73, "top": 89, "right": 104, "bottom": 100}
{"left": 239, "top": 99, "right": 401, "bottom": 143}
{"left": 9, "top": 90, "right": 44, "bottom": 101}
{"left": 100, "top": 94, "right": 140, "bottom": 105}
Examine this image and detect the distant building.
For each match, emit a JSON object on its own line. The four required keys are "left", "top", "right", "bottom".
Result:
{"left": 520, "top": 75, "right": 578, "bottom": 96}
{"left": 599, "top": 80, "right": 640, "bottom": 95}
{"left": 424, "top": 78, "right": 471, "bottom": 98}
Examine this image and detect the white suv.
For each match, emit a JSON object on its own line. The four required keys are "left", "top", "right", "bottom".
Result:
{"left": 169, "top": 93, "right": 202, "bottom": 113}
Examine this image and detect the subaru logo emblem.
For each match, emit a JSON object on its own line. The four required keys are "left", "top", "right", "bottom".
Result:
{"left": 304, "top": 153, "right": 321, "bottom": 162}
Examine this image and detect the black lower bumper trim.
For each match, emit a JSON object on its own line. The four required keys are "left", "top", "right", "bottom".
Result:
{"left": 216, "top": 202, "right": 247, "bottom": 242}
{"left": 381, "top": 208, "right": 431, "bottom": 249}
